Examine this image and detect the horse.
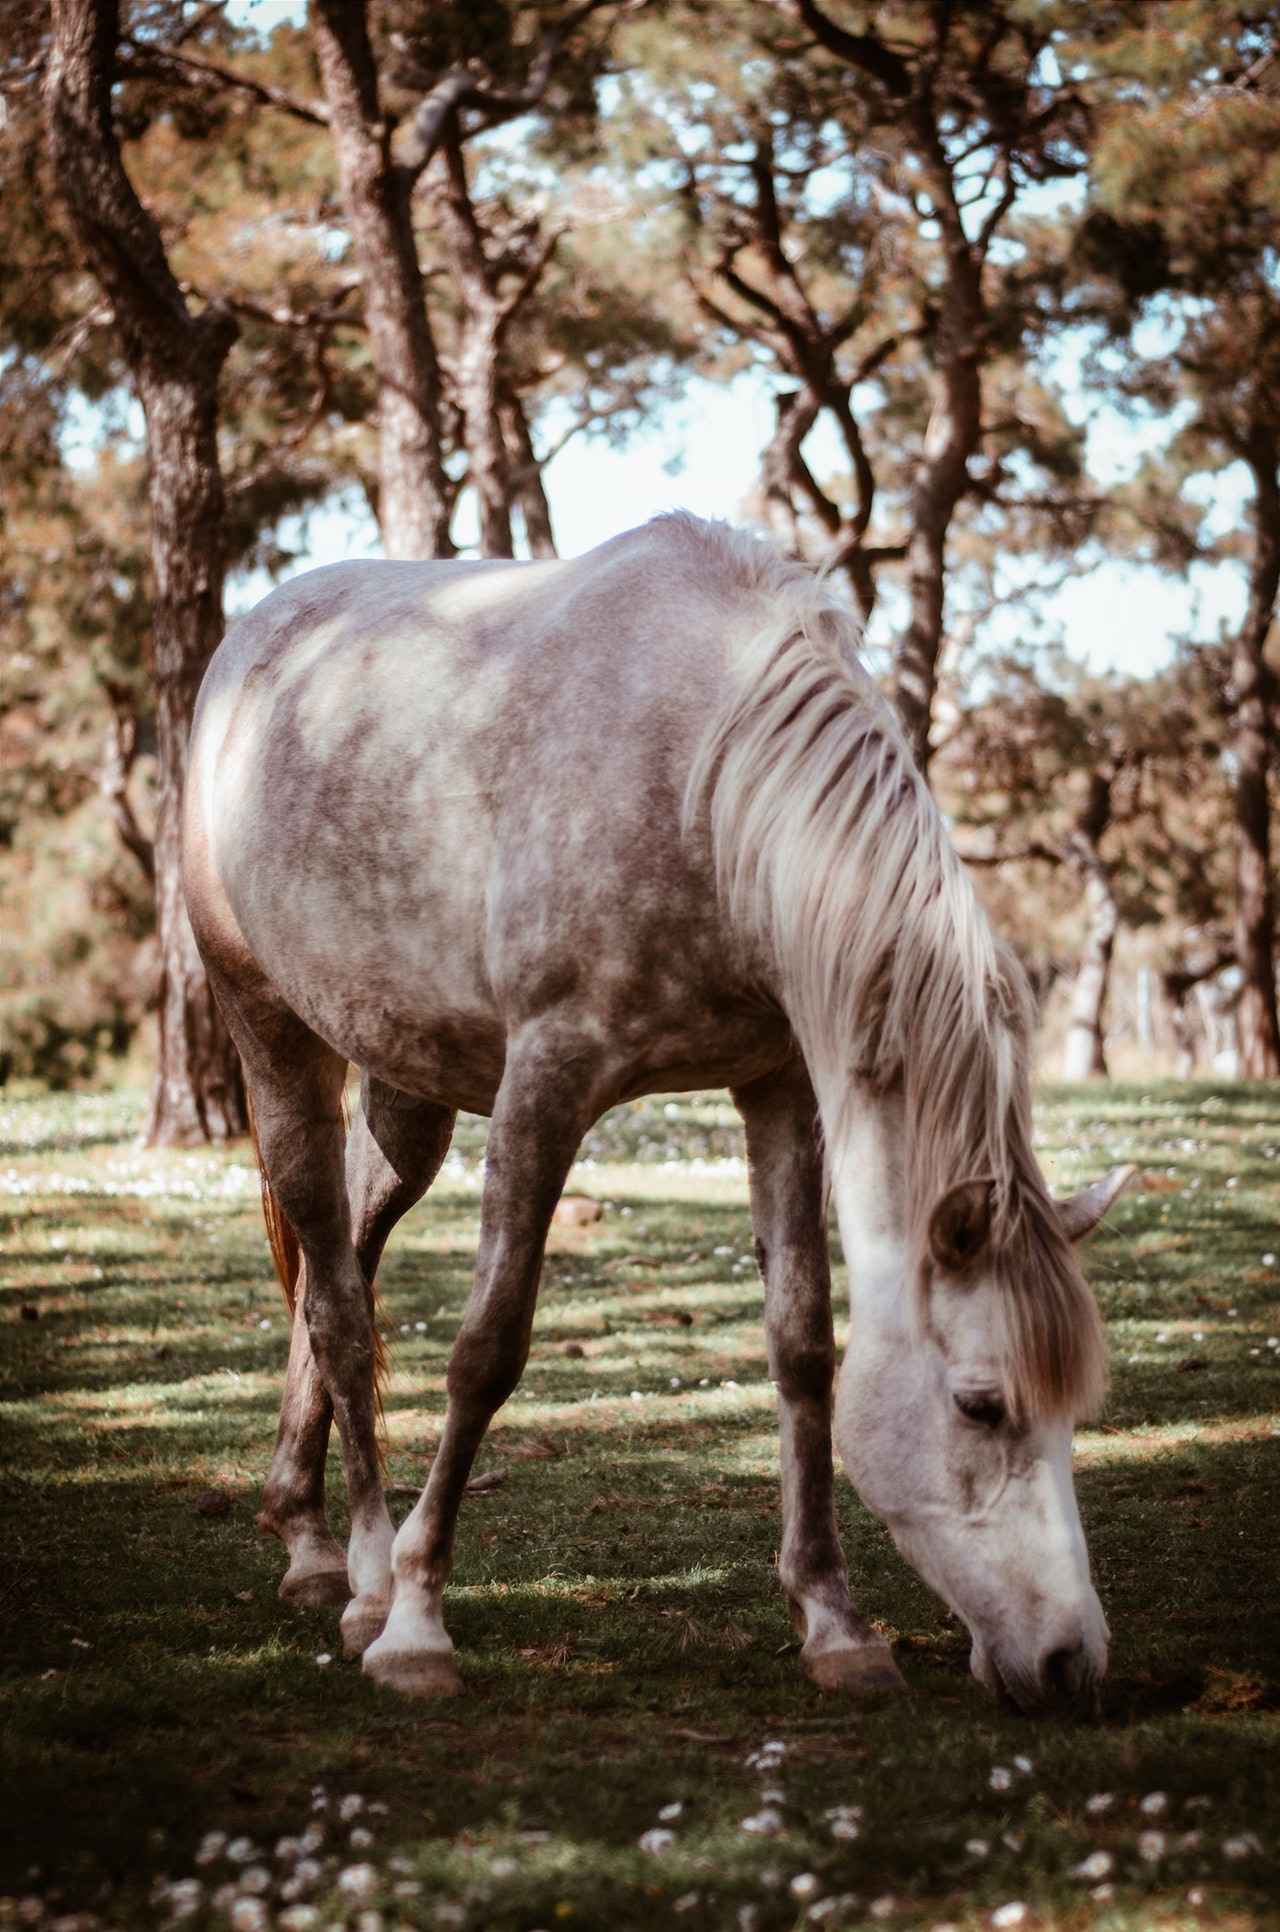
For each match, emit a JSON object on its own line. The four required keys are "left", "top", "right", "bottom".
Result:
{"left": 182, "top": 513, "right": 1133, "bottom": 1712}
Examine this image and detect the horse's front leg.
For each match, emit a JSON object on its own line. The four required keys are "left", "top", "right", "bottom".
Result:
{"left": 734, "top": 1061, "right": 906, "bottom": 1694}
{"left": 362, "top": 1027, "right": 597, "bottom": 1697}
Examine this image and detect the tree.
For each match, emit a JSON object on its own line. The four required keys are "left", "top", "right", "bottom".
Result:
{"left": 309, "top": 1, "right": 629, "bottom": 560}
{"left": 44, "top": 0, "right": 246, "bottom": 1142}
{"left": 751, "top": 0, "right": 1094, "bottom": 770}
{"left": 1068, "top": 0, "right": 1280, "bottom": 1074}
{"left": 937, "top": 645, "right": 1240, "bottom": 1076}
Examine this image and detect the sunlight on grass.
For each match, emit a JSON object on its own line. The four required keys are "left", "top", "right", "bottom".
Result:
{"left": 2, "top": 1083, "right": 1277, "bottom": 1929}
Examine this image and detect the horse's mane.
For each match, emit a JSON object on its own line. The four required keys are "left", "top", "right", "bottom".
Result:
{"left": 675, "top": 515, "right": 1106, "bottom": 1423}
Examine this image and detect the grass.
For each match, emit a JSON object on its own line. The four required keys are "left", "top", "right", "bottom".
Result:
{"left": 0, "top": 1081, "right": 1277, "bottom": 1932}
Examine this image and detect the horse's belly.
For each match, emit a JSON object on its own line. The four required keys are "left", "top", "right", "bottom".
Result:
{"left": 230, "top": 832, "right": 508, "bottom": 1110}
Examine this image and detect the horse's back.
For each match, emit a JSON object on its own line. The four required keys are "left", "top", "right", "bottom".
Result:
{"left": 185, "top": 521, "right": 785, "bottom": 1108}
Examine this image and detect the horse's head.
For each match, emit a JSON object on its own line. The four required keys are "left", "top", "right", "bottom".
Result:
{"left": 833, "top": 1157, "right": 1134, "bottom": 1719}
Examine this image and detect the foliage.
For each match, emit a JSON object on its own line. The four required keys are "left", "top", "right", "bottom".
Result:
{"left": 935, "top": 644, "right": 1246, "bottom": 974}
{"left": 1, "top": 1087, "right": 1278, "bottom": 1927}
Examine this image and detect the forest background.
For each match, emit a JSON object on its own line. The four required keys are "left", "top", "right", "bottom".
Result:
{"left": 2, "top": 0, "right": 1279, "bottom": 1144}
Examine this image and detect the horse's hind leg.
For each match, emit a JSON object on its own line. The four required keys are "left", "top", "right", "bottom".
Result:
{"left": 263, "top": 1076, "right": 456, "bottom": 1615}
{"left": 265, "top": 1264, "right": 349, "bottom": 1607}
{"left": 733, "top": 1061, "right": 905, "bottom": 1695}
{"left": 362, "top": 1026, "right": 599, "bottom": 1697}
{"left": 208, "top": 975, "right": 395, "bottom": 1655}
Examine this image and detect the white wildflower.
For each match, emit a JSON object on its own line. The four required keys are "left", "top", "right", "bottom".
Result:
{"left": 166, "top": 1879, "right": 203, "bottom": 1922}
{"left": 790, "top": 1874, "right": 820, "bottom": 1899}
{"left": 869, "top": 1897, "right": 897, "bottom": 1921}
{"left": 227, "top": 1902, "right": 268, "bottom": 1932}
{"left": 988, "top": 1766, "right": 1013, "bottom": 1792}
{"left": 638, "top": 1829, "right": 676, "bottom": 1854}
{"left": 349, "top": 1827, "right": 373, "bottom": 1849}
{"left": 989, "top": 1905, "right": 1028, "bottom": 1929}
{"left": 658, "top": 1802, "right": 684, "bottom": 1822}
{"left": 1084, "top": 1793, "right": 1114, "bottom": 1815}
{"left": 337, "top": 1864, "right": 378, "bottom": 1902}
{"left": 277, "top": 1911, "right": 320, "bottom": 1932}
{"left": 1069, "top": 1851, "right": 1113, "bottom": 1881}
{"left": 236, "top": 1867, "right": 270, "bottom": 1895}
{"left": 337, "top": 1794, "right": 365, "bottom": 1822}
{"left": 1138, "top": 1830, "right": 1167, "bottom": 1862}
{"left": 740, "top": 1807, "right": 784, "bottom": 1836}
{"left": 195, "top": 1833, "right": 227, "bottom": 1866}
{"left": 225, "top": 1838, "right": 256, "bottom": 1865}
{"left": 809, "top": 1899, "right": 860, "bottom": 1926}
{"left": 1140, "top": 1791, "right": 1168, "bottom": 1817}
{"left": 1223, "top": 1833, "right": 1262, "bottom": 1859}
{"left": 965, "top": 1840, "right": 990, "bottom": 1859}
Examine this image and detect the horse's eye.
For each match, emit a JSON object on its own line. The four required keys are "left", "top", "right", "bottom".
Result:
{"left": 954, "top": 1392, "right": 1006, "bottom": 1429}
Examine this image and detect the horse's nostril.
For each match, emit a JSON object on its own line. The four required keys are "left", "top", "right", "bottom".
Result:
{"left": 1044, "top": 1643, "right": 1084, "bottom": 1702}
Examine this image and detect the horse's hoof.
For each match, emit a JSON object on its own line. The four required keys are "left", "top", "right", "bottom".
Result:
{"left": 362, "top": 1643, "right": 464, "bottom": 1699}
{"left": 800, "top": 1638, "right": 907, "bottom": 1694}
{"left": 279, "top": 1565, "right": 352, "bottom": 1609}
{"left": 340, "top": 1597, "right": 391, "bottom": 1656}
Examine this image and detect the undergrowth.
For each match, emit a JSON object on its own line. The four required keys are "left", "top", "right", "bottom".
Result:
{"left": 1, "top": 1083, "right": 1277, "bottom": 1931}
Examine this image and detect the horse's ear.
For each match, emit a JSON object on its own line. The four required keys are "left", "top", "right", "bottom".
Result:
{"left": 928, "top": 1179, "right": 995, "bottom": 1274}
{"left": 1055, "top": 1163, "right": 1138, "bottom": 1243}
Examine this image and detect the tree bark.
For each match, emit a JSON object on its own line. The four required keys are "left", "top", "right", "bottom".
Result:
{"left": 437, "top": 128, "right": 513, "bottom": 559}
{"left": 499, "top": 389, "right": 557, "bottom": 557}
{"left": 1233, "top": 425, "right": 1280, "bottom": 1076}
{"left": 1061, "top": 833, "right": 1118, "bottom": 1080}
{"left": 894, "top": 104, "right": 986, "bottom": 775}
{"left": 787, "top": 1, "right": 1028, "bottom": 776}
{"left": 311, "top": 0, "right": 454, "bottom": 560}
{"left": 46, "top": 0, "right": 246, "bottom": 1145}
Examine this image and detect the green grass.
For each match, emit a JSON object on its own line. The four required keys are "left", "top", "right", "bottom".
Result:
{"left": 1, "top": 1082, "right": 1277, "bottom": 1931}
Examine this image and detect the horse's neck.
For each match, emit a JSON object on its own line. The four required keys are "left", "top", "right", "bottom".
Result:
{"left": 827, "top": 1088, "right": 910, "bottom": 1336}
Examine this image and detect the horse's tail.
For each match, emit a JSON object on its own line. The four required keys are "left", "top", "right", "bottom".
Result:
{"left": 247, "top": 1086, "right": 389, "bottom": 1423}
{"left": 248, "top": 1096, "right": 303, "bottom": 1316}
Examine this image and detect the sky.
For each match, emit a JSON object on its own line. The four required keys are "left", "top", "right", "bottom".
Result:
{"left": 189, "top": 1, "right": 1255, "bottom": 677}
{"left": 233, "top": 364, "right": 1248, "bottom": 682}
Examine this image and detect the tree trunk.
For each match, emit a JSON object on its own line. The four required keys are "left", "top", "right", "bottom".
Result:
{"left": 46, "top": 0, "right": 246, "bottom": 1145}
{"left": 1060, "top": 764, "right": 1117, "bottom": 1081}
{"left": 1061, "top": 832, "right": 1118, "bottom": 1080}
{"left": 437, "top": 129, "right": 513, "bottom": 559}
{"left": 312, "top": 0, "right": 454, "bottom": 561}
{"left": 894, "top": 112, "right": 985, "bottom": 775}
{"left": 1233, "top": 429, "right": 1280, "bottom": 1076}
{"left": 499, "top": 390, "right": 557, "bottom": 558}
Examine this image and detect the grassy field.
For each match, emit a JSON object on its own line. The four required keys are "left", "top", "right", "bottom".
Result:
{"left": 1, "top": 1082, "right": 1277, "bottom": 1932}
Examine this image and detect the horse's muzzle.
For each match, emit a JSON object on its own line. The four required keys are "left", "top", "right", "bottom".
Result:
{"left": 972, "top": 1637, "right": 1104, "bottom": 1722}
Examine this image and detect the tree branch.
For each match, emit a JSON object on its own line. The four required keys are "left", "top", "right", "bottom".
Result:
{"left": 786, "top": 0, "right": 911, "bottom": 96}
{"left": 398, "top": 0, "right": 621, "bottom": 186}
{"left": 117, "top": 36, "right": 330, "bottom": 125}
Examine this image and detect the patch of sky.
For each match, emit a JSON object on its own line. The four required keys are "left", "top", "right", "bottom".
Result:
{"left": 60, "top": 385, "right": 144, "bottom": 473}
{"left": 223, "top": 0, "right": 306, "bottom": 36}
{"left": 225, "top": 487, "right": 381, "bottom": 616}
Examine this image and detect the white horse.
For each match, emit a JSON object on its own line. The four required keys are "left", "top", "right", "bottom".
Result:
{"left": 183, "top": 515, "right": 1132, "bottom": 1711}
